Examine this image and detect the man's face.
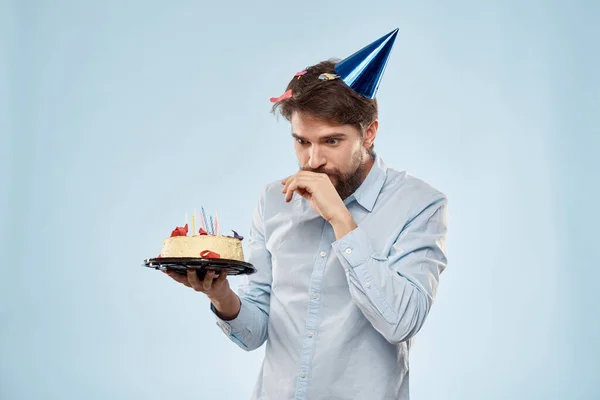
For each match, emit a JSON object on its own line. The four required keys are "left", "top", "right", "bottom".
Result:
{"left": 291, "top": 111, "right": 369, "bottom": 200}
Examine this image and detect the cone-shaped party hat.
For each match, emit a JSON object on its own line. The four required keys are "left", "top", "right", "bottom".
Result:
{"left": 334, "top": 28, "right": 399, "bottom": 99}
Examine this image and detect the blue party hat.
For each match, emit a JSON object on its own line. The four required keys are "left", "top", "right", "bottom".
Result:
{"left": 334, "top": 28, "right": 399, "bottom": 99}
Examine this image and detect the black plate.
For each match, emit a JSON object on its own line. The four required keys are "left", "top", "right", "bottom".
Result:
{"left": 143, "top": 257, "right": 256, "bottom": 280}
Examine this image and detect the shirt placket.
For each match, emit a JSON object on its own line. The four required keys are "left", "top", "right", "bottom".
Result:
{"left": 294, "top": 220, "right": 332, "bottom": 399}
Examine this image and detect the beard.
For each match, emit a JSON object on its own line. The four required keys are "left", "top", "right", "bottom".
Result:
{"left": 301, "top": 151, "right": 365, "bottom": 200}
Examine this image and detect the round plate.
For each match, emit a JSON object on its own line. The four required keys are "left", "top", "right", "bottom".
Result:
{"left": 143, "top": 257, "right": 256, "bottom": 280}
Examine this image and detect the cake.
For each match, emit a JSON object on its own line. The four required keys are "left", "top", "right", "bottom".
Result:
{"left": 158, "top": 223, "right": 245, "bottom": 261}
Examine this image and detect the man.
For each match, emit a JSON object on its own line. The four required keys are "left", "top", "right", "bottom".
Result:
{"left": 165, "top": 29, "right": 448, "bottom": 399}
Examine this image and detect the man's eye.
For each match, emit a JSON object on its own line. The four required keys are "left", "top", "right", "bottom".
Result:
{"left": 296, "top": 138, "right": 308, "bottom": 145}
{"left": 326, "top": 139, "right": 339, "bottom": 145}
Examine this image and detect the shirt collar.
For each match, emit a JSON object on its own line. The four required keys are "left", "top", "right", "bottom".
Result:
{"left": 344, "top": 153, "right": 388, "bottom": 212}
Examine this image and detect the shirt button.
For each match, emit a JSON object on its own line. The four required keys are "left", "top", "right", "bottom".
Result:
{"left": 345, "top": 248, "right": 352, "bottom": 254}
{"left": 300, "top": 371, "right": 306, "bottom": 378}
{"left": 312, "top": 293, "right": 320, "bottom": 299}
{"left": 366, "top": 282, "right": 372, "bottom": 288}
{"left": 320, "top": 251, "right": 327, "bottom": 257}
{"left": 307, "top": 331, "right": 314, "bottom": 338}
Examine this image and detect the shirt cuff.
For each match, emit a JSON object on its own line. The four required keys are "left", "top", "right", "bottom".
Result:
{"left": 331, "top": 225, "right": 375, "bottom": 268}
{"left": 210, "top": 297, "right": 254, "bottom": 348}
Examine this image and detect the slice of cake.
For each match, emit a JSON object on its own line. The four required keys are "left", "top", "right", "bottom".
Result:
{"left": 159, "top": 223, "right": 245, "bottom": 261}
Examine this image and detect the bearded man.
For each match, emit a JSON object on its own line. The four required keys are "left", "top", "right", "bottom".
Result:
{"left": 165, "top": 29, "right": 449, "bottom": 400}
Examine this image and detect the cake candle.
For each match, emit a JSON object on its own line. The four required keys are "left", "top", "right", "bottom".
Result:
{"left": 192, "top": 209, "right": 197, "bottom": 236}
{"left": 215, "top": 209, "right": 220, "bottom": 236}
{"left": 210, "top": 216, "right": 214, "bottom": 235}
{"left": 199, "top": 209, "right": 206, "bottom": 231}
{"left": 201, "top": 207, "right": 208, "bottom": 232}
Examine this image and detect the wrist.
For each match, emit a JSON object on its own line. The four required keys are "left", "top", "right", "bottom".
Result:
{"left": 211, "top": 288, "right": 236, "bottom": 307}
{"left": 330, "top": 210, "right": 357, "bottom": 239}
{"left": 211, "top": 290, "right": 241, "bottom": 320}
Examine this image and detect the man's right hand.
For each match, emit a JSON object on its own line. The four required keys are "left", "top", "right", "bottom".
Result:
{"left": 163, "top": 269, "right": 241, "bottom": 320}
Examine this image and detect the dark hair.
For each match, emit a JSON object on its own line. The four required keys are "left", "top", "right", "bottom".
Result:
{"left": 270, "top": 59, "right": 378, "bottom": 153}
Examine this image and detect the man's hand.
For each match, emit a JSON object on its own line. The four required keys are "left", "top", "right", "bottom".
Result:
{"left": 281, "top": 171, "right": 357, "bottom": 238}
{"left": 163, "top": 269, "right": 241, "bottom": 320}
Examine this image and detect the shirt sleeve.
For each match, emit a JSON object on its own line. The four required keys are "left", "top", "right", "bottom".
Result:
{"left": 331, "top": 193, "right": 448, "bottom": 344}
{"left": 210, "top": 186, "right": 272, "bottom": 351}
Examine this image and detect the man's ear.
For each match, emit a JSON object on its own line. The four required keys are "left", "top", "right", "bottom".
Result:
{"left": 363, "top": 120, "right": 378, "bottom": 148}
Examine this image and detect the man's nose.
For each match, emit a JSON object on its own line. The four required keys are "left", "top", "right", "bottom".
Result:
{"left": 308, "top": 146, "right": 326, "bottom": 169}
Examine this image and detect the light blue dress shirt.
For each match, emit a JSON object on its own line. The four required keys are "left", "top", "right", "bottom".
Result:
{"left": 211, "top": 155, "right": 448, "bottom": 400}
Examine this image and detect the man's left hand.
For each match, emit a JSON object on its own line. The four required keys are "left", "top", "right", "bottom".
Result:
{"left": 281, "top": 172, "right": 356, "bottom": 238}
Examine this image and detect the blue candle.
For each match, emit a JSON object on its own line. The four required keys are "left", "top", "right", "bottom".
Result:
{"left": 201, "top": 207, "right": 208, "bottom": 232}
{"left": 210, "top": 216, "right": 214, "bottom": 235}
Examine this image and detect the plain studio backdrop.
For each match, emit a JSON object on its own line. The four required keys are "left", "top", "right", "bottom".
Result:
{"left": 1, "top": 1, "right": 599, "bottom": 399}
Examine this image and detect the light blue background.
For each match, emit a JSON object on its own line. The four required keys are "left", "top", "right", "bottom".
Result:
{"left": 2, "top": 1, "right": 599, "bottom": 399}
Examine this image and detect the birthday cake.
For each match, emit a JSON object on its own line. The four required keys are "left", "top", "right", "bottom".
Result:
{"left": 157, "top": 210, "right": 245, "bottom": 261}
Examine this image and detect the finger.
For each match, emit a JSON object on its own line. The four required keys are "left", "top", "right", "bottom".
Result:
{"left": 202, "top": 270, "right": 216, "bottom": 291}
{"left": 285, "top": 180, "right": 301, "bottom": 202}
{"left": 284, "top": 177, "right": 302, "bottom": 201}
{"left": 298, "top": 171, "right": 328, "bottom": 184}
{"left": 187, "top": 268, "right": 204, "bottom": 291}
{"left": 214, "top": 271, "right": 228, "bottom": 287}
{"left": 283, "top": 181, "right": 296, "bottom": 199}
{"left": 286, "top": 178, "right": 313, "bottom": 202}
{"left": 285, "top": 185, "right": 295, "bottom": 202}
{"left": 166, "top": 270, "right": 192, "bottom": 287}
{"left": 296, "top": 188, "right": 310, "bottom": 200}
{"left": 281, "top": 175, "right": 292, "bottom": 185}
{"left": 297, "top": 170, "right": 321, "bottom": 179}
{"left": 281, "top": 175, "right": 294, "bottom": 194}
